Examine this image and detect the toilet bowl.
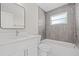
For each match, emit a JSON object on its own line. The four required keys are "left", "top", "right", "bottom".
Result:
{"left": 39, "top": 43, "right": 51, "bottom": 56}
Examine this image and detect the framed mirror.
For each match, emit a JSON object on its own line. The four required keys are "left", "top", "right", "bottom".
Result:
{"left": 1, "top": 3, "right": 25, "bottom": 28}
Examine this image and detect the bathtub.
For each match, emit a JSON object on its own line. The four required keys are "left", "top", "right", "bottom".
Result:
{"left": 39, "top": 39, "right": 79, "bottom": 56}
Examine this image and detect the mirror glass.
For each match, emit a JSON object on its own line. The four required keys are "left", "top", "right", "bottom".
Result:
{"left": 1, "top": 3, "right": 24, "bottom": 28}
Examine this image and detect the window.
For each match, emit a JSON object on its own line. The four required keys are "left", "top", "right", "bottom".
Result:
{"left": 50, "top": 12, "right": 67, "bottom": 25}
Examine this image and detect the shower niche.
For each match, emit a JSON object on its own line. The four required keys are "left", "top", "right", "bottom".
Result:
{"left": 1, "top": 3, "right": 24, "bottom": 28}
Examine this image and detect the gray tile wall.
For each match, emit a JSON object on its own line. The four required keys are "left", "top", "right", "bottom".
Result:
{"left": 45, "top": 3, "right": 76, "bottom": 43}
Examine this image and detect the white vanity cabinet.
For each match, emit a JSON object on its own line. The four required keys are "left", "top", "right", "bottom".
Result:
{"left": 0, "top": 36, "right": 41, "bottom": 56}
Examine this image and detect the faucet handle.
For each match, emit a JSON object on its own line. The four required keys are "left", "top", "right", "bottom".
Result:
{"left": 16, "top": 30, "right": 19, "bottom": 36}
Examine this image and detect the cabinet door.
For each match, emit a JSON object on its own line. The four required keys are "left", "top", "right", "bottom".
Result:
{"left": 0, "top": 44, "right": 24, "bottom": 56}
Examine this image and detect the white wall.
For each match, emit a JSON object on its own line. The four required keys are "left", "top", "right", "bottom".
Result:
{"left": 18, "top": 3, "right": 39, "bottom": 35}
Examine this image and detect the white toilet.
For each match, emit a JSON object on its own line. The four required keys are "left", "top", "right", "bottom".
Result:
{"left": 39, "top": 39, "right": 52, "bottom": 56}
{"left": 39, "top": 43, "right": 51, "bottom": 56}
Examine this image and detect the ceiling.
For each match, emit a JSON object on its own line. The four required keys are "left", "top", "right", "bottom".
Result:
{"left": 37, "top": 3, "right": 67, "bottom": 12}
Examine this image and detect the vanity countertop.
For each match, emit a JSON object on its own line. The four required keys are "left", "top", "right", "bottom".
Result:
{"left": 0, "top": 35, "right": 41, "bottom": 46}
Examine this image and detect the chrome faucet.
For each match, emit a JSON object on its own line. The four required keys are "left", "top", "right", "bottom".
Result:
{"left": 16, "top": 30, "right": 19, "bottom": 36}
